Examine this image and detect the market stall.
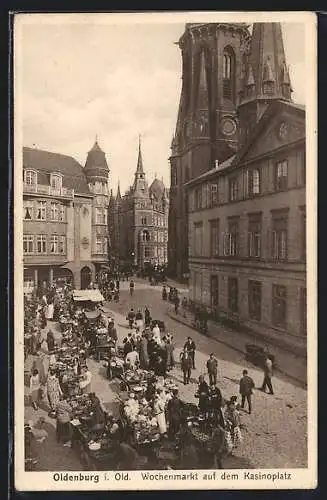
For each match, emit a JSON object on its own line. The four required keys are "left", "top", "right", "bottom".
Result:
{"left": 72, "top": 290, "right": 105, "bottom": 310}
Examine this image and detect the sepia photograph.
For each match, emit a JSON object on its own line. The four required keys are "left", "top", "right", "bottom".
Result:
{"left": 14, "top": 11, "right": 317, "bottom": 491}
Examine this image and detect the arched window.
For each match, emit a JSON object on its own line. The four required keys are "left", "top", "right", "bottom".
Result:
{"left": 142, "top": 230, "right": 150, "bottom": 242}
{"left": 223, "top": 54, "right": 232, "bottom": 79}
{"left": 222, "top": 46, "right": 235, "bottom": 101}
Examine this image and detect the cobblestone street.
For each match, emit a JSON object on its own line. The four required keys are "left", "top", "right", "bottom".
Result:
{"left": 24, "top": 279, "right": 307, "bottom": 470}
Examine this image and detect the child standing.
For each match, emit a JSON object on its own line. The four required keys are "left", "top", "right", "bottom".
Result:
{"left": 30, "top": 369, "right": 41, "bottom": 410}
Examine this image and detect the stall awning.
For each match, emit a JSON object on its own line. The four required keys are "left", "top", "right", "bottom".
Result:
{"left": 72, "top": 289, "right": 105, "bottom": 303}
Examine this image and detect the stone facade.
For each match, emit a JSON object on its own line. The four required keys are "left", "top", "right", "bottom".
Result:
{"left": 23, "top": 141, "right": 110, "bottom": 290}
{"left": 109, "top": 139, "right": 169, "bottom": 269}
{"left": 187, "top": 99, "right": 306, "bottom": 347}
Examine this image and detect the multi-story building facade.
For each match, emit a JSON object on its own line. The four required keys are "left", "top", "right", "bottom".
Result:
{"left": 184, "top": 23, "right": 306, "bottom": 351}
{"left": 23, "top": 141, "right": 110, "bottom": 291}
{"left": 168, "top": 22, "right": 252, "bottom": 281}
{"left": 109, "top": 139, "right": 169, "bottom": 269}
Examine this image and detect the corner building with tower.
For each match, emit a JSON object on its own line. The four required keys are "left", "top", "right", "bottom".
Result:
{"left": 168, "top": 22, "right": 306, "bottom": 351}
{"left": 23, "top": 141, "right": 110, "bottom": 290}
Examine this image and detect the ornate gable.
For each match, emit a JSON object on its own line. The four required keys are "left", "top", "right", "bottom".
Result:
{"left": 238, "top": 103, "right": 305, "bottom": 163}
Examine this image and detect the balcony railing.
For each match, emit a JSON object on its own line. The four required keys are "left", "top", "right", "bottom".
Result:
{"left": 23, "top": 183, "right": 74, "bottom": 198}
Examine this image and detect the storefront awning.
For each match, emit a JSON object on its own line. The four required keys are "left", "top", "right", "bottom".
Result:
{"left": 72, "top": 290, "right": 104, "bottom": 303}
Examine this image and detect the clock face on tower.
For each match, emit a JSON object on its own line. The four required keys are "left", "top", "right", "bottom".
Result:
{"left": 221, "top": 117, "right": 237, "bottom": 136}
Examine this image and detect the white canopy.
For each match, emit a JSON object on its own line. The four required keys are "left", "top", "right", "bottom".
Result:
{"left": 72, "top": 289, "right": 105, "bottom": 303}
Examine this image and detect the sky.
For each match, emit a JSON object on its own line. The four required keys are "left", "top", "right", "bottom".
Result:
{"left": 17, "top": 15, "right": 306, "bottom": 195}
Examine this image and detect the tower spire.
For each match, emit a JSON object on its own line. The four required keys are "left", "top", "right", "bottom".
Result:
{"left": 240, "top": 22, "right": 292, "bottom": 104}
{"left": 116, "top": 181, "right": 121, "bottom": 201}
{"left": 238, "top": 22, "right": 292, "bottom": 145}
{"left": 136, "top": 134, "right": 144, "bottom": 174}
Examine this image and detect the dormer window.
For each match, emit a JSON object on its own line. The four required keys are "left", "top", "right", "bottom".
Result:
{"left": 24, "top": 170, "right": 37, "bottom": 185}
{"left": 50, "top": 173, "right": 62, "bottom": 190}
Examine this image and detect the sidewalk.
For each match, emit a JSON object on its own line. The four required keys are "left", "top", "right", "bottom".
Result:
{"left": 167, "top": 307, "right": 307, "bottom": 388}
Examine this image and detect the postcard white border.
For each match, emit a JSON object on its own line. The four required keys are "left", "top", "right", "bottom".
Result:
{"left": 14, "top": 10, "right": 317, "bottom": 491}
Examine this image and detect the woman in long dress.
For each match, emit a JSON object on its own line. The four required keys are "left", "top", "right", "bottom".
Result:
{"left": 47, "top": 369, "right": 62, "bottom": 414}
{"left": 46, "top": 302, "right": 54, "bottom": 320}
{"left": 154, "top": 394, "right": 167, "bottom": 435}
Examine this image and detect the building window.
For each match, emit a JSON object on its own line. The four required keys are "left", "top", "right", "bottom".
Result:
{"left": 247, "top": 169, "right": 260, "bottom": 196}
{"left": 209, "top": 219, "right": 220, "bottom": 257}
{"left": 23, "top": 200, "right": 33, "bottom": 220}
{"left": 300, "top": 287, "right": 307, "bottom": 336}
{"left": 36, "top": 201, "right": 46, "bottom": 221}
{"left": 195, "top": 187, "right": 202, "bottom": 210}
{"left": 275, "top": 160, "right": 288, "bottom": 191}
{"left": 50, "top": 235, "right": 59, "bottom": 254}
{"left": 210, "top": 183, "right": 218, "bottom": 207}
{"left": 224, "top": 219, "right": 239, "bottom": 256}
{"left": 272, "top": 213, "right": 288, "bottom": 261}
{"left": 194, "top": 222, "right": 203, "bottom": 256}
{"left": 141, "top": 217, "right": 147, "bottom": 225}
{"left": 142, "top": 230, "right": 150, "bottom": 242}
{"left": 96, "top": 236, "right": 106, "bottom": 254}
{"left": 144, "top": 247, "right": 150, "bottom": 258}
{"left": 24, "top": 170, "right": 37, "bottom": 185}
{"left": 59, "top": 205, "right": 66, "bottom": 222}
{"left": 96, "top": 237, "right": 102, "bottom": 254}
{"left": 223, "top": 47, "right": 235, "bottom": 101}
{"left": 272, "top": 284, "right": 287, "bottom": 329}
{"left": 248, "top": 280, "right": 262, "bottom": 321}
{"left": 23, "top": 235, "right": 34, "bottom": 254}
{"left": 59, "top": 235, "right": 66, "bottom": 254}
{"left": 50, "top": 174, "right": 62, "bottom": 190}
{"left": 50, "top": 202, "right": 59, "bottom": 221}
{"left": 202, "top": 184, "right": 209, "bottom": 209}
{"left": 229, "top": 178, "right": 238, "bottom": 201}
{"left": 248, "top": 216, "right": 262, "bottom": 258}
{"left": 96, "top": 208, "right": 105, "bottom": 224}
{"left": 36, "top": 235, "right": 47, "bottom": 254}
{"left": 210, "top": 275, "right": 219, "bottom": 308}
{"left": 228, "top": 277, "right": 238, "bottom": 313}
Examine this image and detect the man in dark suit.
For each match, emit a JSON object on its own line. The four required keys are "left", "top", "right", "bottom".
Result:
{"left": 180, "top": 348, "right": 193, "bottom": 385}
{"left": 239, "top": 369, "right": 255, "bottom": 414}
{"left": 184, "top": 337, "right": 196, "bottom": 369}
{"left": 206, "top": 353, "right": 218, "bottom": 386}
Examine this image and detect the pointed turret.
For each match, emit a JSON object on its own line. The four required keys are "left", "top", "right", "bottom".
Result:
{"left": 240, "top": 22, "right": 292, "bottom": 104}
{"left": 136, "top": 135, "right": 144, "bottom": 174}
{"left": 238, "top": 22, "right": 293, "bottom": 145}
{"left": 133, "top": 136, "right": 148, "bottom": 196}
{"left": 116, "top": 181, "right": 122, "bottom": 202}
{"left": 84, "top": 139, "right": 109, "bottom": 182}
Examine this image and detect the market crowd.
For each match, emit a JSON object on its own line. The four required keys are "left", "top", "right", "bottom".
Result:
{"left": 24, "top": 278, "right": 273, "bottom": 471}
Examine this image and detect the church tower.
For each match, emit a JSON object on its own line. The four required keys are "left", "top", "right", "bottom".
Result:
{"left": 238, "top": 22, "right": 293, "bottom": 146}
{"left": 168, "top": 22, "right": 251, "bottom": 280}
